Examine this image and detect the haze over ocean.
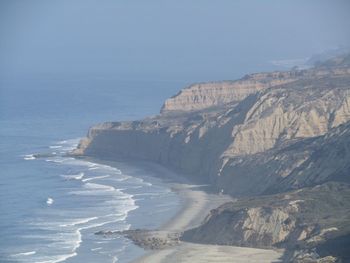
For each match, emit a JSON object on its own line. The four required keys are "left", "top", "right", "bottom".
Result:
{"left": 1, "top": 0, "right": 350, "bottom": 83}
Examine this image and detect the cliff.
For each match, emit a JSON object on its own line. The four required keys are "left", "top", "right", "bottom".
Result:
{"left": 75, "top": 61, "right": 350, "bottom": 195}
{"left": 182, "top": 182, "right": 350, "bottom": 262}
{"left": 160, "top": 72, "right": 296, "bottom": 113}
{"left": 74, "top": 54, "right": 350, "bottom": 261}
{"left": 160, "top": 65, "right": 350, "bottom": 113}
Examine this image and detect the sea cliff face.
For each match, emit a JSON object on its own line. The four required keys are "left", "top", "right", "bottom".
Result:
{"left": 75, "top": 60, "right": 350, "bottom": 195}
{"left": 160, "top": 67, "right": 350, "bottom": 113}
{"left": 182, "top": 182, "right": 350, "bottom": 262}
{"left": 75, "top": 54, "right": 350, "bottom": 261}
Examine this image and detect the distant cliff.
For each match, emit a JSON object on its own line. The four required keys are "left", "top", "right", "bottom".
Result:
{"left": 74, "top": 54, "right": 350, "bottom": 262}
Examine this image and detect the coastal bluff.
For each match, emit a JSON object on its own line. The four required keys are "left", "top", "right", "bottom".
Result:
{"left": 74, "top": 58, "right": 350, "bottom": 196}
{"left": 74, "top": 54, "right": 350, "bottom": 262}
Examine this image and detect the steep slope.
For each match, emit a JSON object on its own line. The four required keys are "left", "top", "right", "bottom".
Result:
{"left": 160, "top": 71, "right": 298, "bottom": 113}
{"left": 182, "top": 182, "right": 350, "bottom": 262}
{"left": 218, "top": 119, "right": 350, "bottom": 196}
{"left": 74, "top": 64, "right": 350, "bottom": 195}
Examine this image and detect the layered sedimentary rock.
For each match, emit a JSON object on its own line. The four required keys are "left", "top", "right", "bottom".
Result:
{"left": 161, "top": 67, "right": 350, "bottom": 113}
{"left": 160, "top": 73, "right": 294, "bottom": 113}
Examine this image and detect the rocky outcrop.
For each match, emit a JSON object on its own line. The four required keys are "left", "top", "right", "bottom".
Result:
{"left": 182, "top": 205, "right": 298, "bottom": 248}
{"left": 182, "top": 183, "right": 350, "bottom": 261}
{"left": 95, "top": 229, "right": 180, "bottom": 250}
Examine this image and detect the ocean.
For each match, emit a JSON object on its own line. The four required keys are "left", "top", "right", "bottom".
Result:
{"left": 0, "top": 77, "right": 185, "bottom": 263}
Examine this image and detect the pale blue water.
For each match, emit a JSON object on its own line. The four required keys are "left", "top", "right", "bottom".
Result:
{"left": 0, "top": 77, "right": 185, "bottom": 263}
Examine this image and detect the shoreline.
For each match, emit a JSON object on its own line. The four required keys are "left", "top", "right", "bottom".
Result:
{"left": 81, "top": 157, "right": 284, "bottom": 262}
{"left": 133, "top": 173, "right": 285, "bottom": 262}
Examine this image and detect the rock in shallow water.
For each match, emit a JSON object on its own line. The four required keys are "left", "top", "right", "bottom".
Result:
{"left": 95, "top": 229, "right": 181, "bottom": 250}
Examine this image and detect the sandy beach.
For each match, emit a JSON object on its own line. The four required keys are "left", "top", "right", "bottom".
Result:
{"left": 81, "top": 158, "right": 284, "bottom": 262}
{"left": 119, "top": 162, "right": 286, "bottom": 263}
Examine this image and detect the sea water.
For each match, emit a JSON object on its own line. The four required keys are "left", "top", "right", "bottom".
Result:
{"left": 0, "top": 77, "right": 185, "bottom": 263}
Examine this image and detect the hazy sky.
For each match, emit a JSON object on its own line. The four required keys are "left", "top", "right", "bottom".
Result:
{"left": 1, "top": 0, "right": 350, "bottom": 82}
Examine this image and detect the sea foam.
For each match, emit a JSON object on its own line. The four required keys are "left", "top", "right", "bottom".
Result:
{"left": 24, "top": 154, "right": 36, "bottom": 160}
{"left": 60, "top": 172, "right": 85, "bottom": 180}
{"left": 13, "top": 251, "right": 37, "bottom": 257}
{"left": 46, "top": 198, "right": 54, "bottom": 206}
{"left": 82, "top": 175, "right": 110, "bottom": 182}
{"left": 49, "top": 145, "right": 62, "bottom": 149}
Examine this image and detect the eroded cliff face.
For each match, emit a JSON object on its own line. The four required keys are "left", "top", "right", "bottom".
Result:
{"left": 160, "top": 74, "right": 288, "bottom": 113}
{"left": 182, "top": 204, "right": 298, "bottom": 248}
{"left": 217, "top": 106, "right": 350, "bottom": 196}
{"left": 75, "top": 62, "right": 350, "bottom": 195}
{"left": 160, "top": 67, "right": 350, "bottom": 113}
{"left": 182, "top": 183, "right": 350, "bottom": 261}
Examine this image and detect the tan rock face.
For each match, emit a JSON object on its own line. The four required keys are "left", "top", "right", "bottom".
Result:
{"left": 242, "top": 207, "right": 295, "bottom": 245}
{"left": 160, "top": 72, "right": 298, "bottom": 113}
{"left": 182, "top": 182, "right": 350, "bottom": 253}
{"left": 223, "top": 87, "right": 350, "bottom": 157}
{"left": 181, "top": 200, "right": 303, "bottom": 248}
{"left": 161, "top": 82, "right": 263, "bottom": 113}
{"left": 332, "top": 92, "right": 350, "bottom": 127}
{"left": 161, "top": 68, "right": 350, "bottom": 113}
